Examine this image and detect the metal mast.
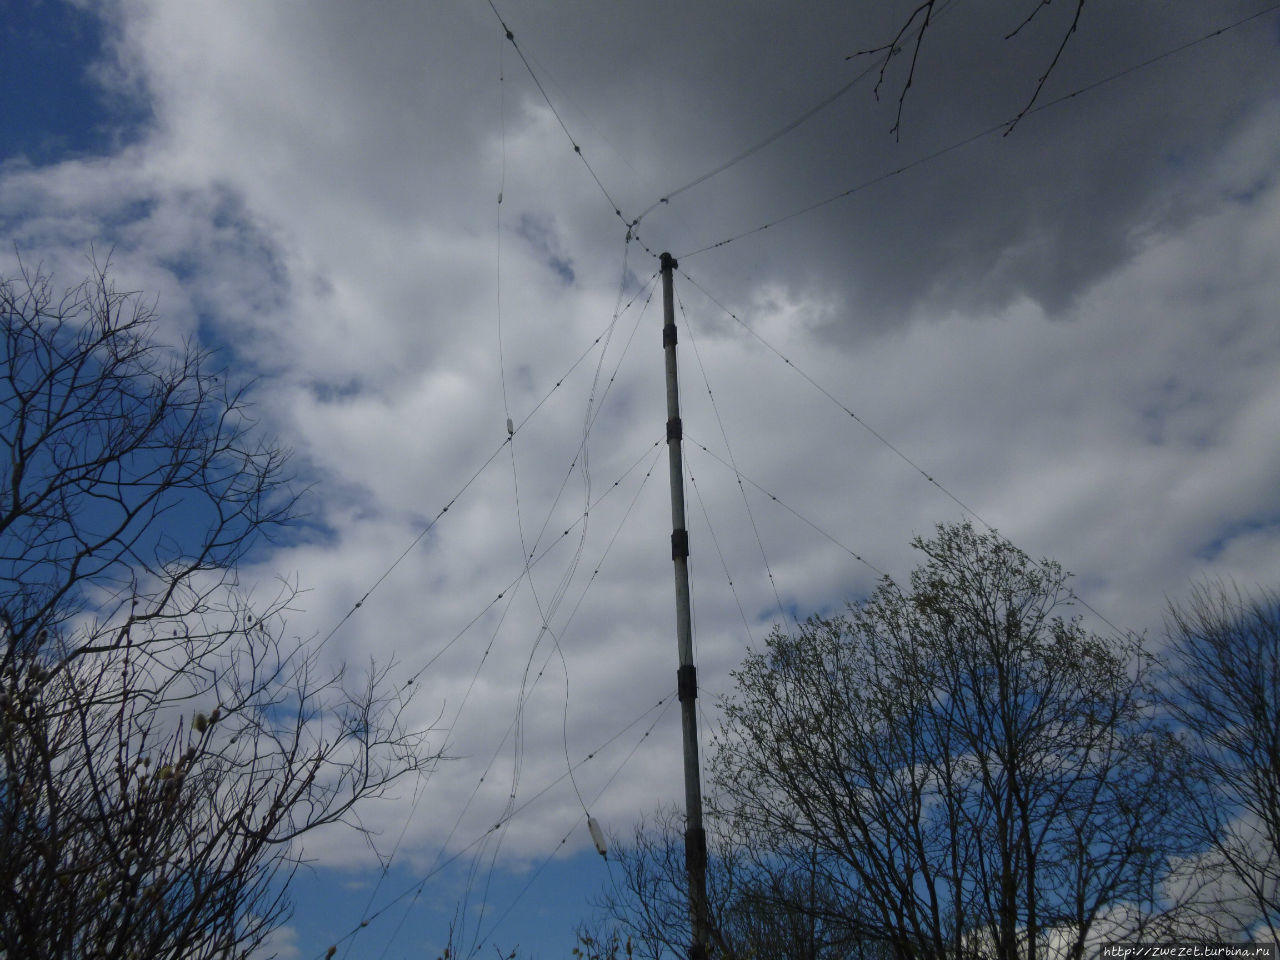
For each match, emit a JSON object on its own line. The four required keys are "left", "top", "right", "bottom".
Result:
{"left": 660, "top": 251, "right": 710, "bottom": 959}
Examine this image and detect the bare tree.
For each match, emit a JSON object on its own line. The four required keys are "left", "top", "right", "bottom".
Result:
{"left": 709, "top": 522, "right": 1178, "bottom": 960}
{"left": 586, "top": 808, "right": 694, "bottom": 960}
{"left": 1162, "top": 583, "right": 1280, "bottom": 940}
{"left": 0, "top": 262, "right": 430, "bottom": 960}
{"left": 587, "top": 805, "right": 881, "bottom": 960}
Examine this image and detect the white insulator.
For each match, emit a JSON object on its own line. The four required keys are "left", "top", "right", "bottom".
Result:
{"left": 588, "top": 816, "right": 607, "bottom": 859}
{"left": 506, "top": 417, "right": 514, "bottom": 436}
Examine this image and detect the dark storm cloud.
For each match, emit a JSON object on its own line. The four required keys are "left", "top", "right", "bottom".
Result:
{"left": 490, "top": 1, "right": 1279, "bottom": 334}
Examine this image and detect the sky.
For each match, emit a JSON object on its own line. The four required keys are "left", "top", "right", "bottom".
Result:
{"left": 2, "top": 1, "right": 1279, "bottom": 957}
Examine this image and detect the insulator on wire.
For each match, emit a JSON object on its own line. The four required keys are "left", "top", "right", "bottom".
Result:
{"left": 506, "top": 417, "right": 514, "bottom": 436}
{"left": 588, "top": 816, "right": 607, "bottom": 859}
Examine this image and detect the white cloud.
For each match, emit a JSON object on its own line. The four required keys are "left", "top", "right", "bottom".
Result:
{"left": 250, "top": 922, "right": 300, "bottom": 960}
{"left": 6, "top": 1, "right": 1280, "bottom": 952}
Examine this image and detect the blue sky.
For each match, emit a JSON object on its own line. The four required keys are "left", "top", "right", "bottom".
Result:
{"left": 3, "top": 2, "right": 1280, "bottom": 958}
{"left": 1, "top": 0, "right": 147, "bottom": 162}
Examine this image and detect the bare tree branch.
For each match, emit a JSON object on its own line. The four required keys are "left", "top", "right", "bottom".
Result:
{"left": 1163, "top": 583, "right": 1280, "bottom": 942}
{"left": 587, "top": 525, "right": 1187, "bottom": 960}
{"left": 0, "top": 262, "right": 434, "bottom": 960}
{"left": 1003, "top": 0, "right": 1086, "bottom": 134}
{"left": 846, "top": 1, "right": 1087, "bottom": 140}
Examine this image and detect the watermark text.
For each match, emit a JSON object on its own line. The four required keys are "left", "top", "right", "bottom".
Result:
{"left": 1100, "top": 944, "right": 1276, "bottom": 960}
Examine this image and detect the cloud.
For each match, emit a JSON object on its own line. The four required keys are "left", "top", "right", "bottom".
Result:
{"left": 1159, "top": 808, "right": 1280, "bottom": 941}
{"left": 4, "top": 1, "right": 1280, "bottom": 952}
{"left": 516, "top": 211, "right": 576, "bottom": 284}
{"left": 249, "top": 922, "right": 300, "bottom": 960}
